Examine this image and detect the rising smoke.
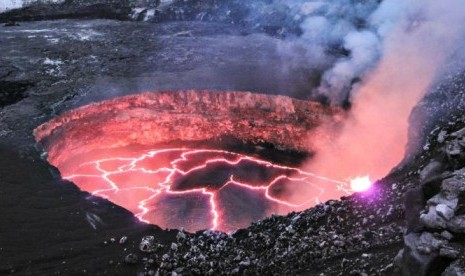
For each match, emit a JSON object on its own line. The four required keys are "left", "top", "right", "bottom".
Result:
{"left": 271, "top": 0, "right": 381, "bottom": 104}
{"left": 297, "top": 0, "right": 465, "bottom": 185}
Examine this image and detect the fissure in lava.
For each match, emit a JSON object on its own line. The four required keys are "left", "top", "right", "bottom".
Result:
{"left": 64, "top": 148, "right": 349, "bottom": 232}
{"left": 34, "top": 90, "right": 352, "bottom": 232}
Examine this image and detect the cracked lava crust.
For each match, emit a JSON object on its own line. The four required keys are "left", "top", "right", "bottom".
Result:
{"left": 33, "top": 90, "right": 350, "bottom": 232}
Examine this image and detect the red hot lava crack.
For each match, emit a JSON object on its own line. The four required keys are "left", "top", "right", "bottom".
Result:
{"left": 63, "top": 148, "right": 350, "bottom": 233}
{"left": 33, "top": 91, "right": 355, "bottom": 233}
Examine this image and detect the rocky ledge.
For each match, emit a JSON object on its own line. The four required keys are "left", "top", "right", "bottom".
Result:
{"left": 34, "top": 90, "right": 344, "bottom": 167}
{"left": 395, "top": 118, "right": 465, "bottom": 275}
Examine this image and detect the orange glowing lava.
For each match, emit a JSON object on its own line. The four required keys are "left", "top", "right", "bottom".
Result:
{"left": 63, "top": 148, "right": 350, "bottom": 232}
{"left": 33, "top": 91, "right": 350, "bottom": 233}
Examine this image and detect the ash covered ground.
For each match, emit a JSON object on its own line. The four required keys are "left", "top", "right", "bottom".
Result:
{"left": 1, "top": 1, "right": 465, "bottom": 275}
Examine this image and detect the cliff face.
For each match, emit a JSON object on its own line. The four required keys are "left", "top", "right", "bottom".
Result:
{"left": 34, "top": 90, "right": 344, "bottom": 167}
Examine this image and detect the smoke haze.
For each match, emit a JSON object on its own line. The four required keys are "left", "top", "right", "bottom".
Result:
{"left": 300, "top": 0, "right": 465, "bottom": 184}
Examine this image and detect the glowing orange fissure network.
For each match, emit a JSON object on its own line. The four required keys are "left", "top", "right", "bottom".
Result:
{"left": 63, "top": 148, "right": 356, "bottom": 232}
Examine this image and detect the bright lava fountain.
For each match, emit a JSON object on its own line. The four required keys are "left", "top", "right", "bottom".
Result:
{"left": 34, "top": 90, "right": 364, "bottom": 233}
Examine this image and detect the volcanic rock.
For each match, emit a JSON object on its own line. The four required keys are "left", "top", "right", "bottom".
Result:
{"left": 439, "top": 247, "right": 460, "bottom": 259}
{"left": 442, "top": 260, "right": 465, "bottom": 276}
{"left": 397, "top": 121, "right": 465, "bottom": 275}
{"left": 448, "top": 215, "right": 465, "bottom": 233}
{"left": 420, "top": 160, "right": 444, "bottom": 182}
{"left": 441, "top": 231, "right": 454, "bottom": 241}
{"left": 397, "top": 233, "right": 442, "bottom": 275}
{"left": 437, "top": 204, "right": 455, "bottom": 220}
{"left": 125, "top": 253, "right": 139, "bottom": 264}
{"left": 140, "top": 236, "right": 157, "bottom": 253}
{"left": 120, "top": 236, "right": 128, "bottom": 244}
{"left": 420, "top": 206, "right": 448, "bottom": 229}
{"left": 0, "top": 0, "right": 305, "bottom": 36}
{"left": 4, "top": 21, "right": 19, "bottom": 27}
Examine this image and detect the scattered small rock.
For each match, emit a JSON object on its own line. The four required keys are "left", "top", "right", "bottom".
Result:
{"left": 140, "top": 236, "right": 156, "bottom": 252}
{"left": 120, "top": 236, "right": 128, "bottom": 244}
{"left": 125, "top": 253, "right": 139, "bottom": 264}
{"left": 439, "top": 247, "right": 460, "bottom": 259}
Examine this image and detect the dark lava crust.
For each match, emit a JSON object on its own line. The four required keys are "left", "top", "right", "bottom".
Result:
{"left": 0, "top": 80, "right": 33, "bottom": 107}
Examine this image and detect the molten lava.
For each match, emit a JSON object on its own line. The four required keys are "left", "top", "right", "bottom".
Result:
{"left": 34, "top": 90, "right": 351, "bottom": 232}
{"left": 63, "top": 148, "right": 350, "bottom": 232}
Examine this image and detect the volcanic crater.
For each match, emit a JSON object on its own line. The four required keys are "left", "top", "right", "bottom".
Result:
{"left": 34, "top": 90, "right": 349, "bottom": 232}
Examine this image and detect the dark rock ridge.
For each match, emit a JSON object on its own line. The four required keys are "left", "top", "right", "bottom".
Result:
{"left": 0, "top": 0, "right": 379, "bottom": 37}
{"left": 0, "top": 0, "right": 298, "bottom": 36}
{"left": 407, "top": 45, "right": 465, "bottom": 159}
{"left": 395, "top": 119, "right": 465, "bottom": 275}
{"left": 0, "top": 0, "right": 134, "bottom": 21}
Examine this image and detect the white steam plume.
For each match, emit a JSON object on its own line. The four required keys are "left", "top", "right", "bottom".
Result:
{"left": 300, "top": 0, "right": 465, "bottom": 188}
{"left": 274, "top": 0, "right": 383, "bottom": 103}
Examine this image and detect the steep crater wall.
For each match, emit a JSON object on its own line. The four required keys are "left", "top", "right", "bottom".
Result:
{"left": 34, "top": 90, "right": 344, "bottom": 167}
{"left": 33, "top": 90, "right": 347, "bottom": 232}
